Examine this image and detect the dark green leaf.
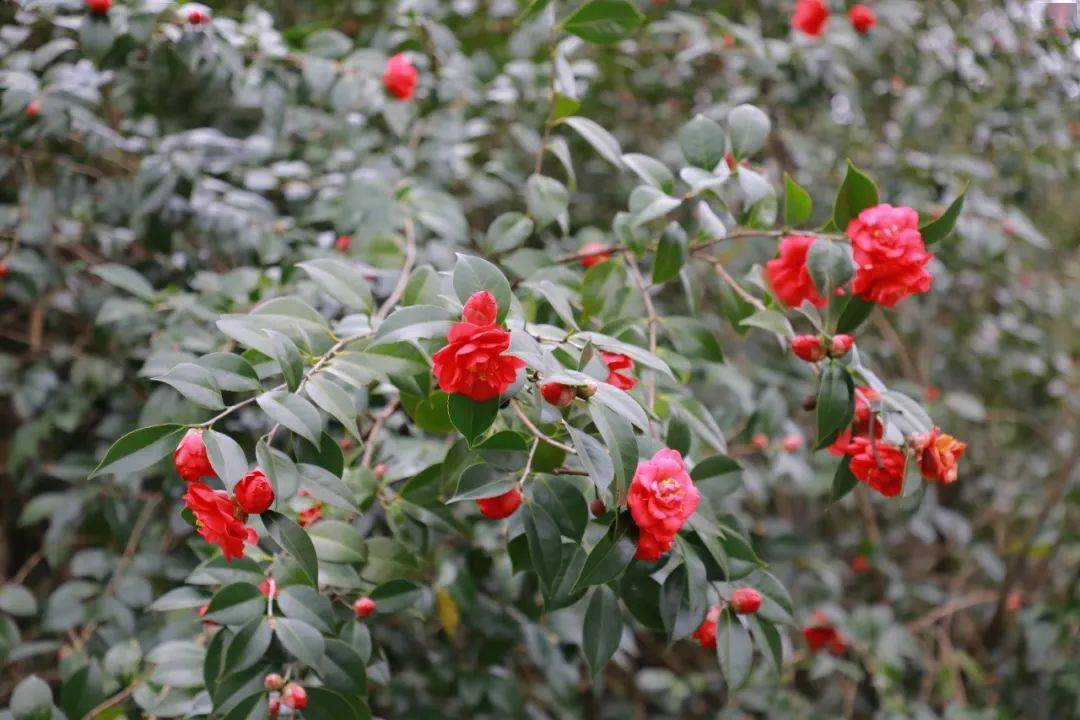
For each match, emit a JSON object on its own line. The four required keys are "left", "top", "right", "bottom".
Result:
{"left": 653, "top": 221, "right": 688, "bottom": 284}
{"left": 562, "top": 0, "right": 645, "bottom": 44}
{"left": 447, "top": 394, "right": 500, "bottom": 446}
{"left": 525, "top": 503, "right": 563, "bottom": 596}
{"left": 815, "top": 362, "right": 855, "bottom": 448}
{"left": 832, "top": 160, "right": 879, "bottom": 230}
{"left": 831, "top": 454, "right": 858, "bottom": 502}
{"left": 716, "top": 609, "right": 753, "bottom": 689}
{"left": 262, "top": 511, "right": 319, "bottom": 587}
{"left": 783, "top": 172, "right": 812, "bottom": 226}
{"left": 835, "top": 295, "right": 875, "bottom": 333}
{"left": 90, "top": 424, "right": 185, "bottom": 478}
{"left": 274, "top": 617, "right": 325, "bottom": 666}
{"left": 572, "top": 521, "right": 635, "bottom": 592}
{"left": 920, "top": 184, "right": 967, "bottom": 244}
{"left": 582, "top": 585, "right": 622, "bottom": 678}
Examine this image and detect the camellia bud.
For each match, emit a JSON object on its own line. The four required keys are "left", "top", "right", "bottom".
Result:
{"left": 728, "top": 588, "right": 762, "bottom": 615}
{"left": 263, "top": 673, "right": 284, "bottom": 691}
{"left": 383, "top": 53, "right": 418, "bottom": 100}
{"left": 781, "top": 435, "right": 803, "bottom": 453}
{"left": 268, "top": 697, "right": 280, "bottom": 717}
{"left": 335, "top": 234, "right": 352, "bottom": 252}
{"left": 0, "top": 262, "right": 8, "bottom": 279}
{"left": 751, "top": 433, "right": 768, "bottom": 450}
{"left": 575, "top": 380, "right": 599, "bottom": 399}
{"left": 577, "top": 241, "right": 611, "bottom": 269}
{"left": 233, "top": 469, "right": 274, "bottom": 514}
{"left": 353, "top": 596, "right": 376, "bottom": 618}
{"left": 790, "top": 335, "right": 826, "bottom": 362}
{"left": 475, "top": 488, "right": 522, "bottom": 520}
{"left": 183, "top": 3, "right": 211, "bottom": 25}
{"left": 541, "top": 381, "right": 574, "bottom": 408}
{"left": 373, "top": 463, "right": 387, "bottom": 480}
{"left": 86, "top": 0, "right": 111, "bottom": 15}
{"left": 801, "top": 394, "right": 817, "bottom": 411}
{"left": 589, "top": 498, "right": 606, "bottom": 518}
{"left": 282, "top": 683, "right": 307, "bottom": 710}
{"left": 848, "top": 3, "right": 876, "bottom": 34}
{"left": 174, "top": 429, "right": 215, "bottom": 483}
{"left": 830, "top": 334, "right": 854, "bottom": 358}
{"left": 850, "top": 554, "right": 870, "bottom": 573}
{"left": 25, "top": 101, "right": 40, "bottom": 118}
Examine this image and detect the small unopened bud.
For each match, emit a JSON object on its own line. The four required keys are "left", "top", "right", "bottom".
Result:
{"left": 268, "top": 697, "right": 280, "bottom": 717}
{"left": 354, "top": 596, "right": 376, "bottom": 618}
{"left": 728, "top": 588, "right": 762, "bottom": 615}
{"left": 25, "top": 101, "right": 40, "bottom": 117}
{"left": 790, "top": 335, "right": 826, "bottom": 362}
{"left": 801, "top": 395, "right": 817, "bottom": 411}
{"left": 829, "top": 334, "right": 854, "bottom": 358}
{"left": 264, "top": 673, "right": 284, "bottom": 691}
{"left": 282, "top": 683, "right": 307, "bottom": 710}
{"left": 751, "top": 433, "right": 768, "bottom": 451}
{"left": 575, "top": 380, "right": 599, "bottom": 399}
{"left": 373, "top": 463, "right": 387, "bottom": 480}
{"left": 589, "top": 498, "right": 606, "bottom": 518}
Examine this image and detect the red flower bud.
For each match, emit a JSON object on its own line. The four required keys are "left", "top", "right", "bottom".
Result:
{"left": 268, "top": 698, "right": 280, "bottom": 717}
{"left": 25, "top": 101, "right": 40, "bottom": 118}
{"left": 461, "top": 290, "right": 498, "bottom": 326}
{"left": 383, "top": 53, "right": 418, "bottom": 100}
{"left": 354, "top": 596, "right": 376, "bottom": 618}
{"left": 751, "top": 433, "right": 768, "bottom": 450}
{"left": 282, "top": 683, "right": 307, "bottom": 710}
{"left": 791, "top": 0, "right": 829, "bottom": 37}
{"left": 183, "top": 3, "right": 211, "bottom": 25}
{"left": 475, "top": 488, "right": 522, "bottom": 520}
{"left": 541, "top": 381, "right": 574, "bottom": 408}
{"left": 848, "top": 4, "right": 876, "bottom": 34}
{"left": 589, "top": 498, "right": 606, "bottom": 518}
{"left": 850, "top": 554, "right": 871, "bottom": 573}
{"left": 373, "top": 463, "right": 387, "bottom": 480}
{"left": 729, "top": 588, "right": 762, "bottom": 615}
{"left": 234, "top": 469, "right": 274, "bottom": 514}
{"left": 578, "top": 241, "right": 611, "bottom": 268}
{"left": 335, "top": 234, "right": 352, "bottom": 252}
{"left": 790, "top": 335, "right": 826, "bottom": 362}
{"left": 0, "top": 262, "right": 8, "bottom": 279}
{"left": 830, "top": 334, "right": 854, "bottom": 357}
{"left": 263, "top": 673, "right": 284, "bottom": 691}
{"left": 174, "top": 429, "right": 215, "bottom": 483}
{"left": 781, "top": 435, "right": 803, "bottom": 453}
{"left": 86, "top": 0, "right": 111, "bottom": 15}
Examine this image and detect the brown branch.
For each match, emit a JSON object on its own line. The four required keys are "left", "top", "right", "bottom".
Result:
{"left": 360, "top": 400, "right": 400, "bottom": 469}
{"left": 510, "top": 400, "right": 576, "bottom": 454}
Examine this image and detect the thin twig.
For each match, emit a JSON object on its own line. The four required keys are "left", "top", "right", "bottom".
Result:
{"left": 624, "top": 259, "right": 659, "bottom": 431}
{"left": 907, "top": 590, "right": 997, "bottom": 633}
{"left": 81, "top": 679, "right": 142, "bottom": 720}
{"left": 703, "top": 255, "right": 768, "bottom": 312}
{"left": 360, "top": 400, "right": 400, "bottom": 469}
{"left": 510, "top": 400, "right": 576, "bottom": 454}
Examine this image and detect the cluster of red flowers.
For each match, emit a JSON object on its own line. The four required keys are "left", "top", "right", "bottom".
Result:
{"left": 803, "top": 611, "right": 847, "bottom": 654}
{"left": 691, "top": 590, "right": 763, "bottom": 648}
{"left": 790, "top": 333, "right": 853, "bottom": 362}
{"left": 792, "top": 1, "right": 877, "bottom": 37}
{"left": 433, "top": 290, "right": 525, "bottom": 401}
{"left": 264, "top": 674, "right": 307, "bottom": 716}
{"left": 767, "top": 203, "right": 934, "bottom": 312}
{"left": 173, "top": 429, "right": 275, "bottom": 561}
{"left": 627, "top": 449, "right": 700, "bottom": 560}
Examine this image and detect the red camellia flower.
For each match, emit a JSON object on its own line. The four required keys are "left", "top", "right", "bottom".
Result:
{"left": 848, "top": 204, "right": 934, "bottom": 307}
{"left": 87, "top": 0, "right": 111, "bottom": 15}
{"left": 461, "top": 289, "right": 498, "bottom": 326}
{"left": 183, "top": 481, "right": 255, "bottom": 561}
{"left": 830, "top": 334, "right": 854, "bottom": 357}
{"left": 627, "top": 449, "right": 700, "bottom": 560}
{"left": 25, "top": 101, "right": 40, "bottom": 118}
{"left": 475, "top": 488, "right": 523, "bottom": 520}
{"left": 578, "top": 241, "right": 611, "bottom": 268}
{"left": 729, "top": 588, "right": 762, "bottom": 615}
{"left": 803, "top": 611, "right": 846, "bottom": 654}
{"left": 174, "top": 429, "right": 215, "bottom": 483}
{"left": 848, "top": 4, "right": 877, "bottom": 33}
{"left": 432, "top": 292, "right": 524, "bottom": 402}
{"left": 282, "top": 683, "right": 307, "bottom": 710}
{"left": 791, "top": 0, "right": 829, "bottom": 37}
{"left": 234, "top": 469, "right": 274, "bottom": 514}
{"left": 913, "top": 427, "right": 966, "bottom": 484}
{"left": 541, "top": 381, "right": 574, "bottom": 408}
{"left": 790, "top": 334, "right": 826, "bottom": 362}
{"left": 335, "top": 234, "right": 352, "bottom": 252}
{"left": 601, "top": 352, "right": 637, "bottom": 391}
{"left": 847, "top": 437, "right": 906, "bottom": 497}
{"left": 828, "top": 386, "right": 883, "bottom": 455}
{"left": 766, "top": 235, "right": 826, "bottom": 308}
{"left": 383, "top": 53, "right": 418, "bottom": 100}
{"left": 354, "top": 596, "right": 376, "bottom": 618}
{"left": 692, "top": 604, "right": 721, "bottom": 648}
{"left": 258, "top": 577, "right": 277, "bottom": 599}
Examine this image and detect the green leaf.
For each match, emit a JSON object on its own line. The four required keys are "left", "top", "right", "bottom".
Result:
{"left": 371, "top": 305, "right": 455, "bottom": 347}
{"left": 10, "top": 675, "right": 53, "bottom": 718}
{"left": 783, "top": 173, "right": 813, "bottom": 226}
{"left": 223, "top": 617, "right": 273, "bottom": 673}
{"left": 452, "top": 254, "right": 514, "bottom": 324}
{"left": 728, "top": 104, "right": 770, "bottom": 158}
{"left": 920, "top": 184, "right": 967, "bottom": 244}
{"left": 450, "top": 462, "right": 516, "bottom": 502}
{"left": 835, "top": 295, "right": 875, "bottom": 333}
{"left": 816, "top": 362, "right": 855, "bottom": 448}
{"left": 563, "top": 116, "right": 623, "bottom": 167}
{"left": 308, "top": 521, "right": 367, "bottom": 564}
{"left": 370, "top": 578, "right": 423, "bottom": 613}
{"left": 203, "top": 430, "right": 249, "bottom": 492}
{"left": 690, "top": 454, "right": 741, "bottom": 482}
{"left": 562, "top": 0, "right": 645, "bottom": 44}
{"left": 572, "top": 521, "right": 635, "bottom": 592}
{"left": 832, "top": 160, "right": 879, "bottom": 230}
{"left": 91, "top": 424, "right": 186, "bottom": 478}
{"left": 525, "top": 503, "right": 563, "bottom": 596}
{"left": 565, "top": 422, "right": 614, "bottom": 492}
{"left": 256, "top": 391, "right": 324, "bottom": 445}
{"left": 752, "top": 617, "right": 784, "bottom": 674}
{"left": 274, "top": 617, "right": 325, "bottom": 666}
{"left": 533, "top": 475, "right": 589, "bottom": 542}
{"left": 204, "top": 583, "right": 263, "bottom": 626}
{"left": 302, "top": 687, "right": 369, "bottom": 720}
{"left": 678, "top": 114, "right": 726, "bottom": 171}
{"left": 91, "top": 263, "right": 155, "bottom": 300}
{"left": 154, "top": 363, "right": 225, "bottom": 410}
{"left": 659, "top": 546, "right": 708, "bottom": 640}
{"left": 582, "top": 585, "right": 622, "bottom": 678}
{"left": 484, "top": 212, "right": 534, "bottom": 253}
{"left": 256, "top": 440, "right": 299, "bottom": 500}
{"left": 805, "top": 238, "right": 854, "bottom": 297}
{"left": 0, "top": 585, "right": 36, "bottom": 617}
{"left": 447, "top": 394, "right": 500, "bottom": 446}
{"left": 262, "top": 510, "right": 319, "bottom": 587}
{"left": 298, "top": 258, "right": 374, "bottom": 312}
{"left": 525, "top": 174, "right": 569, "bottom": 230}
{"left": 277, "top": 585, "right": 335, "bottom": 632}
{"left": 830, "top": 454, "right": 858, "bottom": 502}
{"left": 622, "top": 153, "right": 675, "bottom": 194}
{"left": 653, "top": 221, "right": 688, "bottom": 284}
{"left": 739, "top": 309, "right": 794, "bottom": 339}
{"left": 305, "top": 375, "right": 360, "bottom": 440}
{"left": 588, "top": 404, "right": 638, "bottom": 495}
{"left": 319, "top": 639, "right": 367, "bottom": 697}
{"left": 264, "top": 330, "right": 304, "bottom": 392}
{"left": 716, "top": 609, "right": 754, "bottom": 690}
{"left": 196, "top": 353, "right": 262, "bottom": 393}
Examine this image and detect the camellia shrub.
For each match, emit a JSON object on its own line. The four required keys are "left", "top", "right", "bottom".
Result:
{"left": 1, "top": 1, "right": 1076, "bottom": 719}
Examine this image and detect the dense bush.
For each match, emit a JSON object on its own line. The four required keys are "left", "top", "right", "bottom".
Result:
{"left": 0, "top": 1, "right": 1076, "bottom": 718}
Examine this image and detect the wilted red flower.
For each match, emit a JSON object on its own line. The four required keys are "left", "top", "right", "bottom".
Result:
{"left": 791, "top": 0, "right": 829, "bottom": 37}
{"left": 848, "top": 204, "right": 933, "bottom": 307}
{"left": 234, "top": 469, "right": 274, "bottom": 514}
{"left": 461, "top": 290, "right": 498, "bottom": 326}
{"left": 913, "top": 427, "right": 966, "bottom": 484}
{"left": 298, "top": 502, "right": 323, "bottom": 527}
{"left": 383, "top": 53, "right": 418, "bottom": 100}
{"left": 790, "top": 335, "right": 826, "bottom": 362}
{"left": 692, "top": 604, "right": 721, "bottom": 648}
{"left": 766, "top": 235, "right": 826, "bottom": 308}
{"left": 183, "top": 481, "right": 254, "bottom": 561}
{"left": 627, "top": 449, "right": 699, "bottom": 560}
{"left": 828, "top": 386, "right": 883, "bottom": 456}
{"left": 830, "top": 334, "right": 854, "bottom": 357}
{"left": 578, "top": 241, "right": 611, "bottom": 268}
{"left": 847, "top": 437, "right": 906, "bottom": 497}
{"left": 174, "top": 429, "right": 215, "bottom": 483}
{"left": 475, "top": 488, "right": 522, "bottom": 519}
{"left": 803, "top": 611, "right": 846, "bottom": 654}
{"left": 541, "top": 381, "right": 574, "bottom": 408}
{"left": 848, "top": 4, "right": 877, "bottom": 33}
{"left": 601, "top": 352, "right": 637, "bottom": 391}
{"left": 729, "top": 588, "right": 762, "bottom": 615}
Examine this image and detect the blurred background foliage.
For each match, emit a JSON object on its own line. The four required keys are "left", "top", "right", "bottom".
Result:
{"left": 0, "top": 0, "right": 1077, "bottom": 718}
